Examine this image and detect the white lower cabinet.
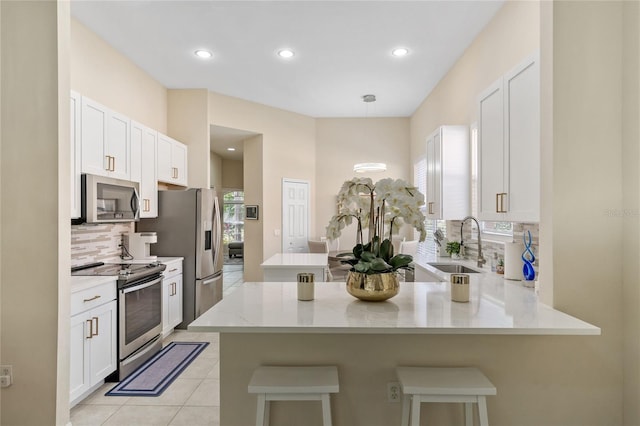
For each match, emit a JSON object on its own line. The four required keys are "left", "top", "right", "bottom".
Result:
{"left": 69, "top": 280, "right": 117, "bottom": 406}
{"left": 162, "top": 258, "right": 184, "bottom": 337}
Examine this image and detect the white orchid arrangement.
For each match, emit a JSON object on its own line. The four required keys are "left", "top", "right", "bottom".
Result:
{"left": 326, "top": 177, "right": 427, "bottom": 275}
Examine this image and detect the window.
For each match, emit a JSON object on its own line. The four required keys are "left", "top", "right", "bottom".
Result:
{"left": 470, "top": 122, "right": 513, "bottom": 238}
{"left": 223, "top": 191, "right": 244, "bottom": 244}
{"left": 414, "top": 157, "right": 446, "bottom": 258}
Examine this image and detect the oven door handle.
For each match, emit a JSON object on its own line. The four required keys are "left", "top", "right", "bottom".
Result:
{"left": 121, "top": 276, "right": 162, "bottom": 294}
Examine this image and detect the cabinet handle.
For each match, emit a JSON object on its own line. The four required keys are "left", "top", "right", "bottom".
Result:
{"left": 86, "top": 319, "right": 93, "bottom": 339}
{"left": 495, "top": 193, "right": 500, "bottom": 213}
{"left": 105, "top": 155, "right": 115, "bottom": 172}
{"left": 172, "top": 282, "right": 177, "bottom": 296}
{"left": 169, "top": 268, "right": 178, "bottom": 273}
{"left": 83, "top": 295, "right": 101, "bottom": 302}
{"left": 93, "top": 317, "right": 99, "bottom": 336}
{"left": 500, "top": 193, "right": 508, "bottom": 213}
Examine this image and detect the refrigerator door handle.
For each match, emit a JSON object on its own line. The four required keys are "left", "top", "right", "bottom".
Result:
{"left": 212, "top": 196, "right": 222, "bottom": 273}
{"left": 202, "top": 276, "right": 218, "bottom": 286}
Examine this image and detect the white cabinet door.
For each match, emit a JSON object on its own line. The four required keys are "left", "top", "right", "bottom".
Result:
{"left": 69, "top": 297, "right": 116, "bottom": 405}
{"left": 141, "top": 127, "right": 158, "bottom": 217}
{"left": 132, "top": 122, "right": 158, "bottom": 218}
{"left": 478, "top": 78, "right": 506, "bottom": 221}
{"left": 70, "top": 91, "right": 81, "bottom": 219}
{"left": 504, "top": 53, "right": 540, "bottom": 222}
{"left": 80, "top": 96, "right": 131, "bottom": 180}
{"left": 168, "top": 275, "right": 183, "bottom": 331}
{"left": 130, "top": 122, "right": 143, "bottom": 184}
{"left": 88, "top": 300, "right": 117, "bottom": 386}
{"left": 157, "top": 133, "right": 173, "bottom": 183}
{"left": 81, "top": 97, "right": 109, "bottom": 177}
{"left": 161, "top": 259, "right": 184, "bottom": 337}
{"left": 106, "top": 111, "right": 131, "bottom": 181}
{"left": 69, "top": 311, "right": 91, "bottom": 402}
{"left": 172, "top": 141, "right": 188, "bottom": 187}
{"left": 157, "top": 133, "right": 188, "bottom": 187}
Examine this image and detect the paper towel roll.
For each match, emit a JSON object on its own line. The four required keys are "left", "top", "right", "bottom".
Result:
{"left": 504, "top": 241, "right": 525, "bottom": 280}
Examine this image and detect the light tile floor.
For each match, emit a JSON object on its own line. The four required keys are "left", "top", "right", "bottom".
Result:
{"left": 70, "top": 264, "right": 244, "bottom": 426}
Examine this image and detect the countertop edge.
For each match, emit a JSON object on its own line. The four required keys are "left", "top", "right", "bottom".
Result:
{"left": 187, "top": 325, "right": 601, "bottom": 335}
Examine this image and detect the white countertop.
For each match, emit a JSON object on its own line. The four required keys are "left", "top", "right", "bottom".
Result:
{"left": 188, "top": 277, "right": 601, "bottom": 335}
{"left": 261, "top": 253, "right": 328, "bottom": 269}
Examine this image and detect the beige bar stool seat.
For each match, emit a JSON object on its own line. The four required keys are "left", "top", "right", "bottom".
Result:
{"left": 396, "top": 367, "right": 496, "bottom": 426}
{"left": 248, "top": 366, "right": 339, "bottom": 426}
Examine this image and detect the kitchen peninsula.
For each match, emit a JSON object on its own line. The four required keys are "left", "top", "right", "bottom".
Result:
{"left": 189, "top": 272, "right": 600, "bottom": 425}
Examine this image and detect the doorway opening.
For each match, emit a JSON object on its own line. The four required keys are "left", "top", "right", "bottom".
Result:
{"left": 223, "top": 190, "right": 245, "bottom": 265}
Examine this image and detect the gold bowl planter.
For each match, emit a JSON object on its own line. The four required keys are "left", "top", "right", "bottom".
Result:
{"left": 346, "top": 271, "right": 400, "bottom": 302}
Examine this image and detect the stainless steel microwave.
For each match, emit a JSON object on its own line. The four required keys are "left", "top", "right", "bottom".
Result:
{"left": 81, "top": 174, "right": 140, "bottom": 224}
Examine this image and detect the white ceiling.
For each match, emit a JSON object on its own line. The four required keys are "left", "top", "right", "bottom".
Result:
{"left": 70, "top": 0, "right": 504, "bottom": 157}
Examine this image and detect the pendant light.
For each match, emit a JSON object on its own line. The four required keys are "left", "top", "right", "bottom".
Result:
{"left": 354, "top": 94, "right": 387, "bottom": 173}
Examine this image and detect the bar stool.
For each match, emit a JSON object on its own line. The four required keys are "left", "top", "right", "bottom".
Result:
{"left": 396, "top": 367, "right": 496, "bottom": 426}
{"left": 248, "top": 366, "right": 339, "bottom": 426}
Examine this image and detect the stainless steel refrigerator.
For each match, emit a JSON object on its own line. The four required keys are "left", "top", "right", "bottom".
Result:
{"left": 137, "top": 188, "right": 223, "bottom": 328}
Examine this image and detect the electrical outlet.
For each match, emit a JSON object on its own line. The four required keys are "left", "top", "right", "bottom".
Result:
{"left": 0, "top": 366, "right": 13, "bottom": 387}
{"left": 387, "top": 382, "right": 401, "bottom": 402}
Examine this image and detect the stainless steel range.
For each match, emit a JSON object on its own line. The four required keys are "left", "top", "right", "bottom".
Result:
{"left": 72, "top": 261, "right": 166, "bottom": 380}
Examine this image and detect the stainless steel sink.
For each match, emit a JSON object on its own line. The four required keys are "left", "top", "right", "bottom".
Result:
{"left": 427, "top": 263, "right": 481, "bottom": 274}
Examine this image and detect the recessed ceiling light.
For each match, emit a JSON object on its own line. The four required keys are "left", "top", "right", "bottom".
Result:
{"left": 277, "top": 49, "right": 295, "bottom": 59}
{"left": 227, "top": 147, "right": 236, "bottom": 151}
{"left": 392, "top": 47, "right": 409, "bottom": 57}
{"left": 194, "top": 50, "right": 212, "bottom": 59}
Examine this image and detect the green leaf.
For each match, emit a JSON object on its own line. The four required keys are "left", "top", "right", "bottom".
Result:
{"left": 389, "top": 254, "right": 413, "bottom": 269}
{"left": 370, "top": 258, "right": 392, "bottom": 272}
{"left": 354, "top": 262, "right": 370, "bottom": 273}
{"left": 360, "top": 251, "right": 376, "bottom": 262}
{"left": 353, "top": 244, "right": 364, "bottom": 259}
{"left": 380, "top": 239, "right": 393, "bottom": 261}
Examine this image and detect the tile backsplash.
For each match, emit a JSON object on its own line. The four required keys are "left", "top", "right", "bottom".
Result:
{"left": 447, "top": 220, "right": 539, "bottom": 274}
{"left": 71, "top": 223, "right": 134, "bottom": 267}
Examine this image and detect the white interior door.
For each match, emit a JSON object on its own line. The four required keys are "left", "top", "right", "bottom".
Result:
{"left": 282, "top": 179, "right": 309, "bottom": 253}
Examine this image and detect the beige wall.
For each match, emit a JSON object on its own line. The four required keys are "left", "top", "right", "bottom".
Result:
{"left": 210, "top": 151, "right": 223, "bottom": 190}
{"left": 222, "top": 158, "right": 243, "bottom": 190}
{"left": 623, "top": 2, "right": 640, "bottom": 423}
{"left": 208, "top": 92, "right": 316, "bottom": 280}
{"left": 1, "top": 1, "right": 71, "bottom": 424}
{"left": 70, "top": 18, "right": 167, "bottom": 133}
{"left": 410, "top": 0, "right": 539, "bottom": 163}
{"left": 168, "top": 89, "right": 210, "bottom": 189}
{"left": 546, "top": 0, "right": 624, "bottom": 422}
{"left": 315, "top": 118, "right": 411, "bottom": 247}
{"left": 243, "top": 135, "right": 264, "bottom": 281}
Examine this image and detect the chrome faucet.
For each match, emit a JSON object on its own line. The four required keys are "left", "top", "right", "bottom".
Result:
{"left": 460, "top": 216, "right": 486, "bottom": 268}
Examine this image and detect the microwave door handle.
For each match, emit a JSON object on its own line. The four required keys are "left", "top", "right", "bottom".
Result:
{"left": 130, "top": 188, "right": 140, "bottom": 220}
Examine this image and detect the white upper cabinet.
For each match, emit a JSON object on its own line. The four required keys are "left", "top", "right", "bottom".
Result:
{"left": 81, "top": 96, "right": 131, "bottom": 180}
{"left": 425, "top": 125, "right": 470, "bottom": 220}
{"left": 131, "top": 121, "right": 158, "bottom": 218}
{"left": 478, "top": 52, "right": 540, "bottom": 223}
{"left": 70, "top": 91, "right": 81, "bottom": 219}
{"left": 157, "top": 133, "right": 188, "bottom": 187}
